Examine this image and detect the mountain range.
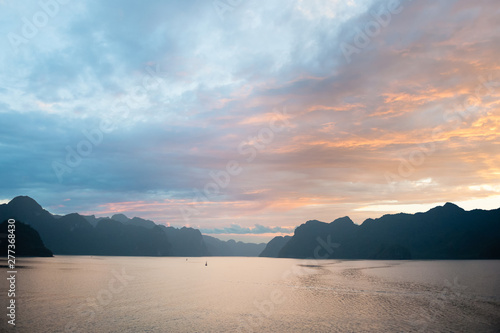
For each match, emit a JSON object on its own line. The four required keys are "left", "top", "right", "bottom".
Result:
{"left": 0, "top": 196, "right": 262, "bottom": 257}
{"left": 1, "top": 196, "right": 499, "bottom": 259}
{"left": 265, "top": 203, "right": 500, "bottom": 259}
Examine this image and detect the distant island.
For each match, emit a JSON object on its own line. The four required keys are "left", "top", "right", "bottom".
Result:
{"left": 264, "top": 203, "right": 500, "bottom": 259}
{"left": 0, "top": 196, "right": 499, "bottom": 259}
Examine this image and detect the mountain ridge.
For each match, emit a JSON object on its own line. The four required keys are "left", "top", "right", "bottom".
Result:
{"left": 0, "top": 196, "right": 266, "bottom": 257}
{"left": 2, "top": 196, "right": 499, "bottom": 259}
{"left": 267, "top": 203, "right": 500, "bottom": 259}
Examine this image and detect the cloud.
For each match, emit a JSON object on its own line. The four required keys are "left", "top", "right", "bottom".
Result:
{"left": 0, "top": 0, "right": 499, "bottom": 236}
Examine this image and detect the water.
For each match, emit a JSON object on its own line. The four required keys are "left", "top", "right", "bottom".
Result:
{"left": 1, "top": 257, "right": 499, "bottom": 332}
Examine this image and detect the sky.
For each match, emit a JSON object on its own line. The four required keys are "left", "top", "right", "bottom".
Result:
{"left": 0, "top": 0, "right": 499, "bottom": 242}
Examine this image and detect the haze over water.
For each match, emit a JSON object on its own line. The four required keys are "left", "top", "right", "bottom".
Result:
{"left": 2, "top": 257, "right": 499, "bottom": 332}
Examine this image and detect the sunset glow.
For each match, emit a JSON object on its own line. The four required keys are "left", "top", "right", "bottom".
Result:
{"left": 1, "top": 0, "right": 499, "bottom": 241}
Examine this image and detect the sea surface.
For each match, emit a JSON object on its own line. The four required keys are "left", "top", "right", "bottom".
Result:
{"left": 1, "top": 257, "right": 499, "bottom": 332}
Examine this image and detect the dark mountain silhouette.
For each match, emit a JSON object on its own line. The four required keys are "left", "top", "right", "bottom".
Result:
{"left": 0, "top": 196, "right": 55, "bottom": 235}
{"left": 279, "top": 217, "right": 359, "bottom": 259}
{"left": 259, "top": 236, "right": 291, "bottom": 257}
{"left": 91, "top": 218, "right": 170, "bottom": 256}
{"left": 0, "top": 196, "right": 206, "bottom": 256}
{"left": 276, "top": 203, "right": 500, "bottom": 259}
{"left": 160, "top": 225, "right": 209, "bottom": 256}
{"left": 203, "top": 235, "right": 266, "bottom": 256}
{"left": 82, "top": 214, "right": 105, "bottom": 226}
{"left": 1, "top": 220, "right": 53, "bottom": 257}
{"left": 82, "top": 214, "right": 156, "bottom": 229}
{"left": 111, "top": 214, "right": 157, "bottom": 229}
{"left": 3, "top": 196, "right": 497, "bottom": 259}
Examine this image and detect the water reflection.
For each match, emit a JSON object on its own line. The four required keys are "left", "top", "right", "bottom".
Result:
{"left": 0, "top": 257, "right": 498, "bottom": 332}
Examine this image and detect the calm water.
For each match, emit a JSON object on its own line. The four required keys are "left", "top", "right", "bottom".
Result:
{"left": 1, "top": 257, "right": 499, "bottom": 332}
